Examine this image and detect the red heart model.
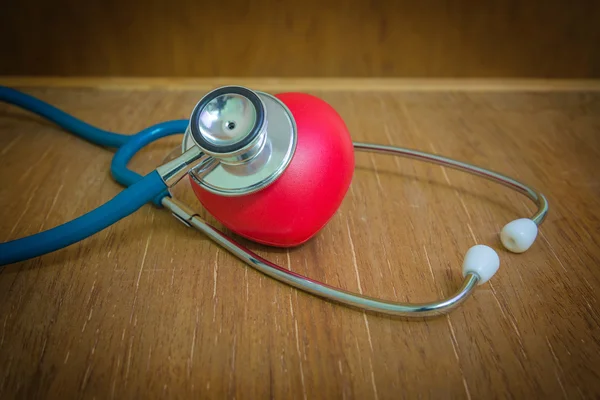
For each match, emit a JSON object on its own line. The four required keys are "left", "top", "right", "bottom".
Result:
{"left": 190, "top": 92, "right": 355, "bottom": 247}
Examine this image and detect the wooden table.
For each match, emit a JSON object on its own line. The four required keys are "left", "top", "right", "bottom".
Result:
{"left": 0, "top": 79, "right": 599, "bottom": 399}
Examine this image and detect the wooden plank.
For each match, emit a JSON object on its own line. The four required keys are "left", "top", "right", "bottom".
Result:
{"left": 0, "top": 85, "right": 599, "bottom": 399}
{"left": 1, "top": 0, "right": 600, "bottom": 79}
{"left": 2, "top": 77, "right": 600, "bottom": 92}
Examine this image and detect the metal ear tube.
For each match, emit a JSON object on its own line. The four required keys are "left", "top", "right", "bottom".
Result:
{"left": 160, "top": 140, "right": 548, "bottom": 318}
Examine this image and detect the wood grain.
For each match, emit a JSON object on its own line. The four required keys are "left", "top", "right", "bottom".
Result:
{"left": 1, "top": 0, "right": 600, "bottom": 78}
{"left": 0, "top": 80, "right": 599, "bottom": 399}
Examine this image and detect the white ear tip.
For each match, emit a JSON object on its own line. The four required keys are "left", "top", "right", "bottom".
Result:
{"left": 462, "top": 245, "right": 500, "bottom": 285}
{"left": 500, "top": 218, "right": 538, "bottom": 253}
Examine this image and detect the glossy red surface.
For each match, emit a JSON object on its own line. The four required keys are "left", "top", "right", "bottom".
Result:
{"left": 190, "top": 92, "right": 355, "bottom": 247}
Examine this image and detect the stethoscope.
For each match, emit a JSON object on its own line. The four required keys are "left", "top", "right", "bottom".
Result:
{"left": 0, "top": 85, "right": 548, "bottom": 318}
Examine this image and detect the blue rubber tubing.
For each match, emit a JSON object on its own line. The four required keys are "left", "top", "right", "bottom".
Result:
{"left": 0, "top": 171, "right": 168, "bottom": 266}
{"left": 0, "top": 86, "right": 131, "bottom": 148}
{"left": 0, "top": 85, "right": 190, "bottom": 265}
{"left": 111, "top": 120, "right": 188, "bottom": 206}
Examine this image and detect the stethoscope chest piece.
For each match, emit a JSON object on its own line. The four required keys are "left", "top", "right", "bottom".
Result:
{"left": 185, "top": 88, "right": 356, "bottom": 248}
{"left": 183, "top": 86, "right": 297, "bottom": 196}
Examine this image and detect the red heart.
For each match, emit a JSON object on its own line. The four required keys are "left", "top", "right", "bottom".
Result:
{"left": 190, "top": 92, "right": 355, "bottom": 247}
